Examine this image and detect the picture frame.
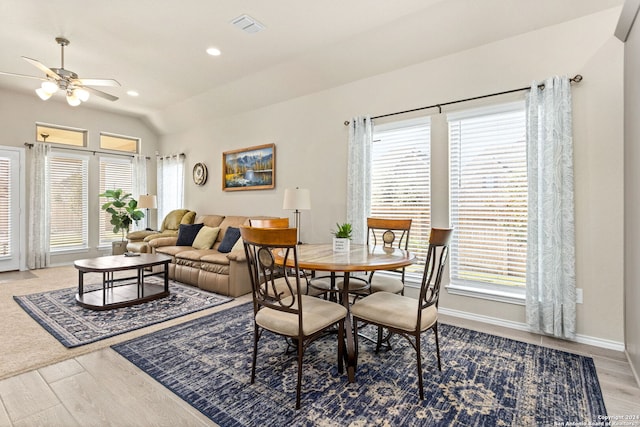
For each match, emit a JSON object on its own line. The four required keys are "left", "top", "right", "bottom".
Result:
{"left": 222, "top": 143, "right": 275, "bottom": 191}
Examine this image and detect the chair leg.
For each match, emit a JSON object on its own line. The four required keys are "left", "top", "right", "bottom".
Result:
{"left": 416, "top": 334, "right": 424, "bottom": 400}
{"left": 375, "top": 326, "right": 383, "bottom": 353}
{"left": 296, "top": 338, "right": 304, "bottom": 410}
{"left": 251, "top": 323, "right": 259, "bottom": 384}
{"left": 337, "top": 320, "right": 345, "bottom": 374}
{"left": 433, "top": 323, "right": 442, "bottom": 371}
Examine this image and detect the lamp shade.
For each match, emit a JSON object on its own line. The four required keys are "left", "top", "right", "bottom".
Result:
{"left": 283, "top": 188, "right": 311, "bottom": 210}
{"left": 138, "top": 194, "right": 157, "bottom": 209}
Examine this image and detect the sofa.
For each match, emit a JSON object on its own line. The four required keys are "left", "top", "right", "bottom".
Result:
{"left": 126, "top": 209, "right": 197, "bottom": 253}
{"left": 149, "top": 214, "right": 261, "bottom": 297}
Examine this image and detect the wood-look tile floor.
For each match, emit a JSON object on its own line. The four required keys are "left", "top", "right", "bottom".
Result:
{"left": 1, "top": 311, "right": 638, "bottom": 426}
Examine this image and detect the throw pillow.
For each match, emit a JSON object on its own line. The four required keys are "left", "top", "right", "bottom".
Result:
{"left": 176, "top": 223, "right": 204, "bottom": 246}
{"left": 218, "top": 226, "right": 241, "bottom": 253}
{"left": 192, "top": 226, "right": 220, "bottom": 250}
{"left": 231, "top": 236, "right": 244, "bottom": 253}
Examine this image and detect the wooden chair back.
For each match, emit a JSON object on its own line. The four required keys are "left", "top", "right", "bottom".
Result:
{"left": 366, "top": 217, "right": 412, "bottom": 249}
{"left": 418, "top": 228, "right": 453, "bottom": 311}
{"left": 248, "top": 218, "right": 290, "bottom": 228}
{"left": 240, "top": 226, "right": 303, "bottom": 314}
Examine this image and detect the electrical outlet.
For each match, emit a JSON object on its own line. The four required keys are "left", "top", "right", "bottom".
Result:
{"left": 576, "top": 288, "right": 583, "bottom": 304}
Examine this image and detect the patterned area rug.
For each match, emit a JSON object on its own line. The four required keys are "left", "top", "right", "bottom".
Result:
{"left": 14, "top": 277, "right": 232, "bottom": 348}
{"left": 113, "top": 303, "right": 607, "bottom": 426}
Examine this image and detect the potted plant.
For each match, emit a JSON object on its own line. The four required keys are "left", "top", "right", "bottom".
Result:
{"left": 99, "top": 189, "right": 145, "bottom": 255}
{"left": 332, "top": 222, "right": 352, "bottom": 253}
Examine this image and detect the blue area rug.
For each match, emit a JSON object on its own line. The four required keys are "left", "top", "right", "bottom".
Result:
{"left": 14, "top": 277, "right": 232, "bottom": 348}
{"left": 112, "top": 303, "right": 607, "bottom": 426}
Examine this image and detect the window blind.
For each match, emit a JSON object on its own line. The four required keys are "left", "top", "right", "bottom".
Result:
{"left": 99, "top": 156, "right": 134, "bottom": 243}
{"left": 371, "top": 118, "right": 430, "bottom": 275}
{"left": 448, "top": 102, "right": 527, "bottom": 288}
{"left": 49, "top": 152, "right": 89, "bottom": 250}
{"left": 0, "top": 158, "right": 11, "bottom": 256}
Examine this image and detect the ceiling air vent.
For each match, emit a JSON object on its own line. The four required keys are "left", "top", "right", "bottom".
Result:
{"left": 231, "top": 14, "right": 265, "bottom": 34}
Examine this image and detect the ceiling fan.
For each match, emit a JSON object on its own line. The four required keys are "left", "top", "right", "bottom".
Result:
{"left": 0, "top": 37, "right": 120, "bottom": 106}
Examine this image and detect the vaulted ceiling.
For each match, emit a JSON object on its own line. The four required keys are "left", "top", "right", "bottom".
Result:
{"left": 0, "top": 0, "right": 622, "bottom": 133}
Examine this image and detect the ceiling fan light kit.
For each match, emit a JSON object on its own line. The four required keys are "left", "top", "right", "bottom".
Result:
{"left": 0, "top": 36, "right": 120, "bottom": 107}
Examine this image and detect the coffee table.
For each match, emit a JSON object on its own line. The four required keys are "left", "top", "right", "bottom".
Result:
{"left": 74, "top": 253, "right": 172, "bottom": 310}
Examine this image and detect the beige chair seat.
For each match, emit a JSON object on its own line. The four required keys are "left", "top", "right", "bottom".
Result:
{"left": 256, "top": 294, "right": 347, "bottom": 337}
{"left": 310, "top": 273, "right": 403, "bottom": 294}
{"left": 351, "top": 292, "right": 437, "bottom": 332}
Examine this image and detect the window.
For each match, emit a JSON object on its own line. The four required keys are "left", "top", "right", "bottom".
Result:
{"left": 99, "top": 156, "right": 134, "bottom": 243}
{"left": 100, "top": 133, "right": 139, "bottom": 153}
{"left": 448, "top": 102, "right": 527, "bottom": 297}
{"left": 36, "top": 124, "right": 86, "bottom": 147}
{"left": 49, "top": 152, "right": 89, "bottom": 250}
{"left": 371, "top": 117, "right": 430, "bottom": 276}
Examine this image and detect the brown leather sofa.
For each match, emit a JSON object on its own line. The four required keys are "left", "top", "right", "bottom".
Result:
{"left": 149, "top": 214, "right": 260, "bottom": 297}
{"left": 126, "top": 209, "right": 197, "bottom": 253}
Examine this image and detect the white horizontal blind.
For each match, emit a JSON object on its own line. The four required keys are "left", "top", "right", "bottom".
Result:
{"left": 371, "top": 118, "right": 430, "bottom": 275}
{"left": 49, "top": 152, "right": 89, "bottom": 250}
{"left": 99, "top": 157, "right": 134, "bottom": 243}
{"left": 449, "top": 103, "right": 527, "bottom": 288}
{"left": 0, "top": 157, "right": 11, "bottom": 256}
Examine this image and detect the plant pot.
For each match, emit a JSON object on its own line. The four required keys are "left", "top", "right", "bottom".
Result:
{"left": 112, "top": 240, "right": 128, "bottom": 255}
{"left": 333, "top": 237, "right": 350, "bottom": 253}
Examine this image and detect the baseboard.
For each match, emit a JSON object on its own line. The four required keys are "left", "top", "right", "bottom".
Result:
{"left": 439, "top": 307, "right": 625, "bottom": 352}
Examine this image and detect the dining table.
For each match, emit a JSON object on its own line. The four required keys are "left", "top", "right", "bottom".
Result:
{"left": 274, "top": 243, "right": 416, "bottom": 382}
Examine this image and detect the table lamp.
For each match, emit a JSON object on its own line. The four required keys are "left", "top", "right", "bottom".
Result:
{"left": 283, "top": 187, "right": 311, "bottom": 244}
{"left": 138, "top": 194, "right": 157, "bottom": 230}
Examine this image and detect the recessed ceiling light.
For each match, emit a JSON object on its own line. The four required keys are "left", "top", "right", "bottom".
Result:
{"left": 127, "top": 90, "right": 139, "bottom": 97}
{"left": 206, "top": 47, "right": 221, "bottom": 56}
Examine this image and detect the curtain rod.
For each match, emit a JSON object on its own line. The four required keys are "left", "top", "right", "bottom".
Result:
{"left": 343, "top": 74, "right": 583, "bottom": 125}
{"left": 156, "top": 153, "right": 186, "bottom": 160}
{"left": 23, "top": 142, "right": 151, "bottom": 160}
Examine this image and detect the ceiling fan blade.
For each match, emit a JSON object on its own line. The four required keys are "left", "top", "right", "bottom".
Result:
{"left": 22, "top": 56, "right": 61, "bottom": 80}
{"left": 83, "top": 86, "right": 119, "bottom": 102}
{"left": 76, "top": 78, "right": 120, "bottom": 87}
{"left": 0, "top": 70, "right": 46, "bottom": 81}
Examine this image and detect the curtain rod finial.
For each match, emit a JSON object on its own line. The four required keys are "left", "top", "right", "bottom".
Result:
{"left": 344, "top": 120, "right": 350, "bottom": 126}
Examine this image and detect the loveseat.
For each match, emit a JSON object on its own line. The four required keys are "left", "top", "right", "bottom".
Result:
{"left": 126, "top": 209, "right": 197, "bottom": 254}
{"left": 149, "top": 214, "right": 259, "bottom": 297}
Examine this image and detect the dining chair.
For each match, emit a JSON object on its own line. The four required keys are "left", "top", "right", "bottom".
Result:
{"left": 351, "top": 227, "right": 452, "bottom": 400}
{"left": 363, "top": 217, "right": 412, "bottom": 294}
{"left": 240, "top": 226, "right": 347, "bottom": 409}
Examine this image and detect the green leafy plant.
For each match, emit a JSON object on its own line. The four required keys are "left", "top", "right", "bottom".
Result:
{"left": 332, "top": 222, "right": 353, "bottom": 239}
{"left": 99, "top": 189, "right": 145, "bottom": 241}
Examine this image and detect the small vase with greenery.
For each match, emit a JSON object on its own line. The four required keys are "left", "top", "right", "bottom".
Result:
{"left": 332, "top": 222, "right": 352, "bottom": 252}
{"left": 100, "top": 189, "right": 145, "bottom": 242}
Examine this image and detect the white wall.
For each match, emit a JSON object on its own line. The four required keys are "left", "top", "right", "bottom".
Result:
{"left": 0, "top": 88, "right": 159, "bottom": 264}
{"left": 622, "top": 2, "right": 640, "bottom": 383}
{"left": 160, "top": 8, "right": 624, "bottom": 345}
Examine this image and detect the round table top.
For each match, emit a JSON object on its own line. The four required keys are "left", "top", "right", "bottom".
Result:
{"left": 275, "top": 243, "right": 415, "bottom": 272}
{"left": 73, "top": 253, "right": 172, "bottom": 272}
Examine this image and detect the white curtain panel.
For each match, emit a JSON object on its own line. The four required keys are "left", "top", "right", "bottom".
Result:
{"left": 131, "top": 154, "right": 147, "bottom": 231}
{"left": 525, "top": 76, "right": 576, "bottom": 339}
{"left": 27, "top": 143, "right": 51, "bottom": 269}
{"left": 157, "top": 154, "right": 185, "bottom": 223}
{"left": 346, "top": 116, "right": 373, "bottom": 244}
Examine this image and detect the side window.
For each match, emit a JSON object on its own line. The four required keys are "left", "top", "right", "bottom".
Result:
{"left": 448, "top": 102, "right": 527, "bottom": 292}
{"left": 371, "top": 117, "right": 431, "bottom": 275}
{"left": 49, "top": 152, "right": 89, "bottom": 250}
{"left": 99, "top": 156, "right": 134, "bottom": 243}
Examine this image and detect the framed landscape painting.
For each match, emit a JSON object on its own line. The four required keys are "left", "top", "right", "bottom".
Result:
{"left": 222, "top": 143, "right": 275, "bottom": 191}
